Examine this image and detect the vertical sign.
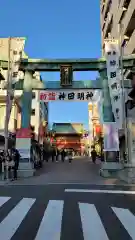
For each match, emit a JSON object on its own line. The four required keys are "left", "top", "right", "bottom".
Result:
{"left": 60, "top": 65, "right": 73, "bottom": 86}
{"left": 103, "top": 122, "right": 119, "bottom": 151}
{"left": 104, "top": 39, "right": 123, "bottom": 129}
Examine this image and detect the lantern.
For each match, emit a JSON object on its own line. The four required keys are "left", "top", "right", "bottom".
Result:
{"left": 95, "top": 125, "right": 101, "bottom": 134}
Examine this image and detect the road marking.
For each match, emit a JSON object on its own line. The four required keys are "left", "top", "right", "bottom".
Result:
{"left": 0, "top": 197, "right": 36, "bottom": 240}
{"left": 65, "top": 189, "right": 135, "bottom": 194}
{"left": 112, "top": 207, "right": 135, "bottom": 239}
{"left": 79, "top": 203, "right": 109, "bottom": 240}
{"left": 35, "top": 200, "right": 64, "bottom": 240}
{"left": 0, "top": 197, "right": 11, "bottom": 207}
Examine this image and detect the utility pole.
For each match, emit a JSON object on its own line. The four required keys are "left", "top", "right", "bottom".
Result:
{"left": 118, "top": 23, "right": 129, "bottom": 163}
{"left": 4, "top": 37, "right": 11, "bottom": 180}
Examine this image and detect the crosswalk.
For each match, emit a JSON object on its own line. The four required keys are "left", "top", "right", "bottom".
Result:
{"left": 0, "top": 196, "right": 134, "bottom": 239}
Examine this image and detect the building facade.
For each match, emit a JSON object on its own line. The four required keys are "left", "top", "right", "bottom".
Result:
{"left": 52, "top": 123, "right": 84, "bottom": 154}
{"left": 0, "top": 90, "right": 22, "bottom": 135}
{"left": 88, "top": 102, "right": 102, "bottom": 143}
{"left": 31, "top": 90, "right": 48, "bottom": 142}
{"left": 0, "top": 77, "right": 48, "bottom": 142}
{"left": 100, "top": 0, "right": 135, "bottom": 59}
{"left": 100, "top": 0, "right": 135, "bottom": 161}
{"left": 0, "top": 38, "right": 48, "bottom": 142}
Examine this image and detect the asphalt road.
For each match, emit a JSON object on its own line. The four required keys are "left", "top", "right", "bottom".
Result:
{"left": 0, "top": 184, "right": 135, "bottom": 239}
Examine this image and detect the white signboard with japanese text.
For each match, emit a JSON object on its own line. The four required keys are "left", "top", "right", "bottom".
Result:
{"left": 105, "top": 39, "right": 123, "bottom": 129}
{"left": 103, "top": 122, "right": 119, "bottom": 151}
{"left": 16, "top": 138, "right": 30, "bottom": 159}
{"left": 39, "top": 90, "right": 101, "bottom": 102}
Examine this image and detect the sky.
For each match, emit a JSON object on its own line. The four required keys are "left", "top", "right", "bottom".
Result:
{"left": 0, "top": 0, "right": 101, "bottom": 129}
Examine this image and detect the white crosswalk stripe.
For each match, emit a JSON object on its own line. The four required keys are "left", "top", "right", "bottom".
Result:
{"left": 0, "top": 197, "right": 11, "bottom": 207}
{"left": 112, "top": 207, "right": 135, "bottom": 239}
{"left": 79, "top": 203, "right": 109, "bottom": 240}
{"left": 0, "top": 198, "right": 36, "bottom": 240}
{"left": 35, "top": 200, "right": 64, "bottom": 240}
{"left": 0, "top": 197, "right": 134, "bottom": 239}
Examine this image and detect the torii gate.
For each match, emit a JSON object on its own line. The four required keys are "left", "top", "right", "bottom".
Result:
{"left": 0, "top": 48, "right": 135, "bottom": 177}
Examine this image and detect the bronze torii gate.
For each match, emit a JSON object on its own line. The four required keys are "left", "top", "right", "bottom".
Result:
{"left": 0, "top": 54, "right": 135, "bottom": 177}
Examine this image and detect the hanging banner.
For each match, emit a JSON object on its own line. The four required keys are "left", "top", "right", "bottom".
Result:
{"left": 16, "top": 128, "right": 31, "bottom": 160}
{"left": 103, "top": 122, "right": 119, "bottom": 151}
{"left": 39, "top": 90, "right": 101, "bottom": 102}
{"left": 6, "top": 37, "right": 26, "bottom": 126}
{"left": 104, "top": 39, "right": 123, "bottom": 129}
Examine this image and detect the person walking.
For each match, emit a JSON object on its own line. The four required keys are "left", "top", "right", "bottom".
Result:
{"left": 12, "top": 148, "right": 20, "bottom": 180}
{"left": 61, "top": 149, "right": 65, "bottom": 162}
{"left": 52, "top": 148, "right": 56, "bottom": 162}
{"left": 91, "top": 147, "right": 97, "bottom": 164}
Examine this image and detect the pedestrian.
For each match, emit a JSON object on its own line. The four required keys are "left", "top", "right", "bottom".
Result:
{"left": 56, "top": 149, "right": 59, "bottom": 162}
{"left": 52, "top": 148, "right": 56, "bottom": 162}
{"left": 61, "top": 149, "right": 65, "bottom": 162}
{"left": 68, "top": 150, "right": 72, "bottom": 163}
{"left": 91, "top": 147, "right": 97, "bottom": 164}
{"left": 12, "top": 148, "right": 20, "bottom": 180}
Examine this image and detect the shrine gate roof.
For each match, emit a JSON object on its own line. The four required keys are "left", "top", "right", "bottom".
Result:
{"left": 52, "top": 123, "right": 84, "bottom": 134}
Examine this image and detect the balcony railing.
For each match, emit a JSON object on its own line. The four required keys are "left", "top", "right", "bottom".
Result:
{"left": 122, "top": 0, "right": 135, "bottom": 36}
{"left": 124, "top": 29, "right": 135, "bottom": 55}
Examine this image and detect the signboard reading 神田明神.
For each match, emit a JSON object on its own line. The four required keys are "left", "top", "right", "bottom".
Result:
{"left": 39, "top": 90, "right": 101, "bottom": 102}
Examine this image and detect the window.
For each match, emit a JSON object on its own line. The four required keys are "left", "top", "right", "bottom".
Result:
{"left": 105, "top": 16, "right": 113, "bottom": 38}
{"left": 101, "top": 3, "right": 105, "bottom": 13}
{"left": 104, "top": 0, "right": 112, "bottom": 21}
{"left": 118, "top": 0, "right": 121, "bottom": 6}
{"left": 123, "top": 0, "right": 131, "bottom": 9}
{"left": 119, "top": 9, "right": 126, "bottom": 23}
{"left": 124, "top": 10, "right": 135, "bottom": 39}
{"left": 31, "top": 126, "right": 35, "bottom": 131}
{"left": 102, "top": 22, "right": 105, "bottom": 31}
{"left": 31, "top": 109, "right": 35, "bottom": 115}
{"left": 32, "top": 92, "right": 35, "bottom": 99}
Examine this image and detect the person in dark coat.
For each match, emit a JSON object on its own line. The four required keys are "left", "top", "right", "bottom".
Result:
{"left": 91, "top": 147, "right": 97, "bottom": 164}
{"left": 12, "top": 148, "right": 20, "bottom": 180}
{"left": 61, "top": 149, "right": 66, "bottom": 162}
{"left": 52, "top": 148, "right": 56, "bottom": 162}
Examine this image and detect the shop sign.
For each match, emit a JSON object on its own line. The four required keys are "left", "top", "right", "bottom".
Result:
{"left": 39, "top": 90, "right": 101, "bottom": 102}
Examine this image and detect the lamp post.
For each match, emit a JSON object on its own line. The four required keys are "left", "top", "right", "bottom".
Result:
{"left": 4, "top": 37, "right": 12, "bottom": 181}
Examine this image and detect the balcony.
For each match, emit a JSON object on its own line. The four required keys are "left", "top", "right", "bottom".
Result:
{"left": 117, "top": 0, "right": 127, "bottom": 23}
{"left": 103, "top": 11, "right": 113, "bottom": 38}
{"left": 122, "top": 0, "right": 135, "bottom": 36}
{"left": 124, "top": 29, "right": 135, "bottom": 55}
{"left": 102, "top": 0, "right": 111, "bottom": 21}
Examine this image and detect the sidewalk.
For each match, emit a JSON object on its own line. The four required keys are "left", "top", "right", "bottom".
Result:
{"left": 0, "top": 157, "right": 131, "bottom": 186}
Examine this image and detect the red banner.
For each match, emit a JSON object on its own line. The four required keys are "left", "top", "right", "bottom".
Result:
{"left": 16, "top": 128, "right": 31, "bottom": 138}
